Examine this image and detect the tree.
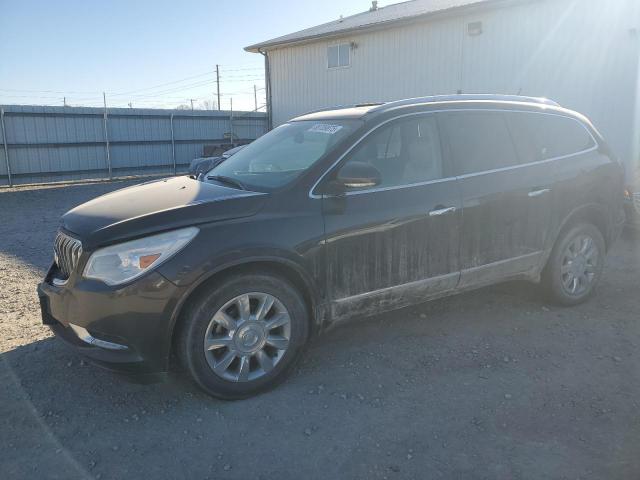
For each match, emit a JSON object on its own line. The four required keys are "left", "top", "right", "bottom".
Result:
{"left": 198, "top": 100, "right": 217, "bottom": 111}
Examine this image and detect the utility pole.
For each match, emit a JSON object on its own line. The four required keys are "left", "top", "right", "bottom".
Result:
{"left": 254, "top": 84, "right": 258, "bottom": 111}
{"left": 1, "top": 108, "right": 12, "bottom": 187}
{"left": 63, "top": 97, "right": 67, "bottom": 107}
{"left": 216, "top": 64, "right": 221, "bottom": 111}
{"left": 229, "top": 98, "right": 234, "bottom": 146}
{"left": 102, "top": 92, "right": 112, "bottom": 180}
{"left": 190, "top": 99, "right": 194, "bottom": 111}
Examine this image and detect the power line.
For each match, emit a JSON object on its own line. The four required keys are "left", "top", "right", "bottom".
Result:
{"left": 1, "top": 64, "right": 268, "bottom": 109}
{"left": 109, "top": 70, "right": 215, "bottom": 96}
{"left": 219, "top": 87, "right": 265, "bottom": 95}
{"left": 220, "top": 78, "right": 266, "bottom": 83}
{"left": 219, "top": 73, "right": 265, "bottom": 79}
{"left": 0, "top": 66, "right": 263, "bottom": 97}
{"left": 235, "top": 104, "right": 268, "bottom": 117}
{"left": 0, "top": 70, "right": 216, "bottom": 97}
{"left": 218, "top": 64, "right": 264, "bottom": 71}
{"left": 0, "top": 88, "right": 101, "bottom": 94}
{"left": 123, "top": 78, "right": 263, "bottom": 100}
{"left": 123, "top": 79, "right": 218, "bottom": 98}
{"left": 218, "top": 69, "right": 263, "bottom": 74}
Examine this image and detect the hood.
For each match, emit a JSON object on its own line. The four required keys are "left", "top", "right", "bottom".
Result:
{"left": 62, "top": 177, "right": 268, "bottom": 249}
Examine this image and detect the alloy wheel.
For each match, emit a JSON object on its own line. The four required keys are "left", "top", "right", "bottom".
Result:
{"left": 560, "top": 234, "right": 599, "bottom": 296}
{"left": 203, "top": 292, "right": 291, "bottom": 382}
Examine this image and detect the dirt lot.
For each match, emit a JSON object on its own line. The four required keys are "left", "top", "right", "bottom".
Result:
{"left": 1, "top": 180, "right": 639, "bottom": 480}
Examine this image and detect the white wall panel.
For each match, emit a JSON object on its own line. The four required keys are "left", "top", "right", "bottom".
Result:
{"left": 267, "top": 0, "right": 639, "bottom": 167}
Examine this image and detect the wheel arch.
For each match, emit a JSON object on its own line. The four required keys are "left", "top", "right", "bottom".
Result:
{"left": 541, "top": 203, "right": 609, "bottom": 305}
{"left": 553, "top": 203, "right": 611, "bottom": 252}
{"left": 166, "top": 256, "right": 322, "bottom": 369}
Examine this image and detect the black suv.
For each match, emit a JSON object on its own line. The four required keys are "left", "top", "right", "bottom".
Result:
{"left": 38, "top": 95, "right": 624, "bottom": 399}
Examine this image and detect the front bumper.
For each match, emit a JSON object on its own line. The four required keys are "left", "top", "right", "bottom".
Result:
{"left": 38, "top": 265, "right": 187, "bottom": 375}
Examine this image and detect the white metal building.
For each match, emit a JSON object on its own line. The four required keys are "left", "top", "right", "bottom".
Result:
{"left": 246, "top": 0, "right": 640, "bottom": 170}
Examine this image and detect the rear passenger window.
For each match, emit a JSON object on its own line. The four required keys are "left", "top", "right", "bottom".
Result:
{"left": 505, "top": 112, "right": 595, "bottom": 163}
{"left": 439, "top": 111, "right": 518, "bottom": 175}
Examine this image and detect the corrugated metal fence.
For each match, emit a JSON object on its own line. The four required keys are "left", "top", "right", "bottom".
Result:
{"left": 0, "top": 105, "right": 267, "bottom": 186}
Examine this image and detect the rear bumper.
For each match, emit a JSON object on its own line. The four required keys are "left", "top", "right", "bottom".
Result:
{"left": 37, "top": 265, "right": 187, "bottom": 375}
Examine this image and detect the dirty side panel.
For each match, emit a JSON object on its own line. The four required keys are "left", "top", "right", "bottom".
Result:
{"left": 438, "top": 110, "right": 553, "bottom": 286}
{"left": 322, "top": 180, "right": 462, "bottom": 319}
{"left": 551, "top": 149, "right": 624, "bottom": 244}
{"left": 456, "top": 163, "right": 553, "bottom": 273}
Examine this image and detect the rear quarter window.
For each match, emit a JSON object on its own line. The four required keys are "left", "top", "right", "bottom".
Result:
{"left": 505, "top": 112, "right": 595, "bottom": 163}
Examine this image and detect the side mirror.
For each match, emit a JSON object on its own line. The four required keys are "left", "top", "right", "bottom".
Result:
{"left": 336, "top": 162, "right": 381, "bottom": 189}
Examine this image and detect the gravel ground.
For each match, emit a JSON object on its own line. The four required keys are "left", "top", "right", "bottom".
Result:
{"left": 1, "top": 180, "right": 640, "bottom": 480}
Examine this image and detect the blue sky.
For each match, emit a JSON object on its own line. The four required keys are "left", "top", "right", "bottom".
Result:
{"left": 0, "top": 0, "right": 382, "bottom": 110}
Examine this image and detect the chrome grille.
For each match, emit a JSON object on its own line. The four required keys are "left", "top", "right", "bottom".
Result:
{"left": 53, "top": 231, "right": 83, "bottom": 279}
{"left": 634, "top": 193, "right": 640, "bottom": 215}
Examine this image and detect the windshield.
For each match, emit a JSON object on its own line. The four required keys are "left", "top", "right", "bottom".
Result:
{"left": 206, "top": 119, "right": 362, "bottom": 191}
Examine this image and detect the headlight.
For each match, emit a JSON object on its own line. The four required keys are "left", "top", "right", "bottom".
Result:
{"left": 83, "top": 227, "right": 198, "bottom": 286}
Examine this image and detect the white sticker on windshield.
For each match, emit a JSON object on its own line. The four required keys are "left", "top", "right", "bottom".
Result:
{"left": 307, "top": 124, "right": 343, "bottom": 135}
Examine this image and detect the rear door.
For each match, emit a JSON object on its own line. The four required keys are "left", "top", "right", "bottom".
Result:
{"left": 506, "top": 112, "right": 602, "bottom": 247}
{"left": 318, "top": 113, "right": 462, "bottom": 319}
{"left": 438, "top": 110, "right": 553, "bottom": 288}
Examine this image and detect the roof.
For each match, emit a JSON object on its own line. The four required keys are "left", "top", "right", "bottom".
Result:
{"left": 245, "top": 0, "right": 497, "bottom": 52}
{"left": 291, "top": 95, "right": 562, "bottom": 122}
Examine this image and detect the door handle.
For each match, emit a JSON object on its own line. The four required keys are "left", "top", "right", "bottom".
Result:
{"left": 528, "top": 188, "right": 551, "bottom": 198}
{"left": 429, "top": 206, "right": 457, "bottom": 217}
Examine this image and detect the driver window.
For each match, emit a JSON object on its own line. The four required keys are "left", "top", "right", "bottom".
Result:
{"left": 342, "top": 115, "right": 444, "bottom": 189}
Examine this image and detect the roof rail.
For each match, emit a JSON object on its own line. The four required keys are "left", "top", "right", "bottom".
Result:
{"left": 369, "top": 94, "right": 560, "bottom": 113}
{"left": 300, "top": 102, "right": 384, "bottom": 116}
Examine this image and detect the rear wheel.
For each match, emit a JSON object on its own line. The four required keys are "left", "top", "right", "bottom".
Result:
{"left": 543, "top": 223, "right": 605, "bottom": 306}
{"left": 177, "top": 272, "right": 309, "bottom": 399}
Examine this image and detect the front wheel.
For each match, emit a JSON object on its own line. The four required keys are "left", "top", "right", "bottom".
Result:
{"left": 177, "top": 272, "right": 310, "bottom": 399}
{"left": 543, "top": 223, "right": 605, "bottom": 306}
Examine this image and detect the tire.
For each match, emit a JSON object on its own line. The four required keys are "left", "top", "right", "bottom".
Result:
{"left": 542, "top": 223, "right": 606, "bottom": 306}
{"left": 177, "top": 272, "right": 310, "bottom": 400}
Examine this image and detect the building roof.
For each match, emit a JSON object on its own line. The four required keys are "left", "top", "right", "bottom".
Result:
{"left": 245, "top": 0, "right": 497, "bottom": 52}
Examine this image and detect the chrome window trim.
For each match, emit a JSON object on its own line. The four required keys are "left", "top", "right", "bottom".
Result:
{"left": 339, "top": 175, "right": 458, "bottom": 196}
{"left": 309, "top": 108, "right": 599, "bottom": 199}
{"left": 455, "top": 144, "right": 598, "bottom": 180}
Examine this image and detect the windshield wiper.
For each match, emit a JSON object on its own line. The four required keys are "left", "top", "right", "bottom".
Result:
{"left": 206, "top": 175, "right": 246, "bottom": 190}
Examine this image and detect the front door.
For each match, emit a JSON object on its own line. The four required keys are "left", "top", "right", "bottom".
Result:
{"left": 317, "top": 114, "right": 462, "bottom": 320}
